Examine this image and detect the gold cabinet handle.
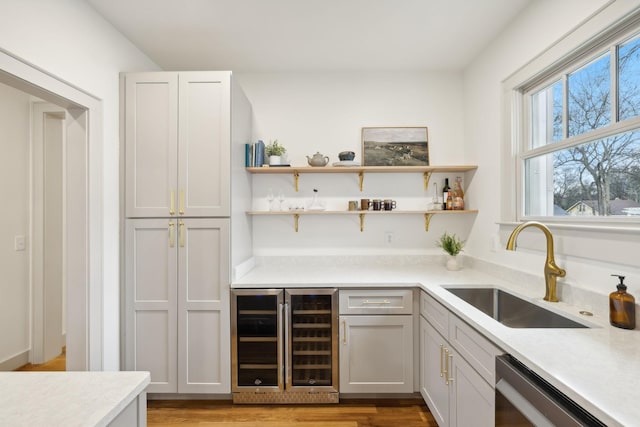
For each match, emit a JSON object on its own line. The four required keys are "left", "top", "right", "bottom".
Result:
{"left": 445, "top": 350, "right": 454, "bottom": 385}
{"left": 439, "top": 344, "right": 444, "bottom": 377}
{"left": 362, "top": 299, "right": 391, "bottom": 305}
{"left": 444, "top": 348, "right": 450, "bottom": 385}
{"left": 179, "top": 189, "right": 185, "bottom": 215}
{"left": 342, "top": 320, "right": 347, "bottom": 345}
{"left": 169, "top": 221, "right": 175, "bottom": 247}
{"left": 179, "top": 220, "right": 185, "bottom": 247}
{"left": 169, "top": 190, "right": 176, "bottom": 216}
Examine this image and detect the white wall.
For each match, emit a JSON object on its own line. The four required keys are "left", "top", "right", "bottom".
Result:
{"left": 2, "top": 0, "right": 635, "bottom": 369}
{"left": 0, "top": 0, "right": 159, "bottom": 370}
{"left": 236, "top": 71, "right": 472, "bottom": 254}
{"left": 238, "top": 1, "right": 640, "bottom": 299}
{"left": 463, "top": 0, "right": 640, "bottom": 297}
{"left": 0, "top": 83, "right": 31, "bottom": 366}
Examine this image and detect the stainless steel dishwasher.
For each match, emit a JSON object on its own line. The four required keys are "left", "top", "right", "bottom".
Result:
{"left": 495, "top": 354, "right": 606, "bottom": 426}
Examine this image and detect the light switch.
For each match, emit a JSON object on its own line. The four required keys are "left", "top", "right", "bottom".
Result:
{"left": 15, "top": 235, "right": 26, "bottom": 251}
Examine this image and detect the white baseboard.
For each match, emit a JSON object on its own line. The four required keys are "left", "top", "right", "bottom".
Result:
{"left": 0, "top": 350, "right": 29, "bottom": 371}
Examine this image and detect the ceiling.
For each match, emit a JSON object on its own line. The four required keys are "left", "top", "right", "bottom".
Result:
{"left": 86, "top": 0, "right": 532, "bottom": 72}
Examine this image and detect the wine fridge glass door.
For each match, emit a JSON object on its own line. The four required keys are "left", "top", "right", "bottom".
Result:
{"left": 232, "top": 290, "right": 283, "bottom": 391}
{"left": 286, "top": 289, "right": 338, "bottom": 391}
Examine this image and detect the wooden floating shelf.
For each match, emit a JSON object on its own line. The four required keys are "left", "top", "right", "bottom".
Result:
{"left": 246, "top": 210, "right": 478, "bottom": 232}
{"left": 245, "top": 165, "right": 477, "bottom": 173}
{"left": 246, "top": 165, "right": 478, "bottom": 191}
{"left": 246, "top": 210, "right": 478, "bottom": 215}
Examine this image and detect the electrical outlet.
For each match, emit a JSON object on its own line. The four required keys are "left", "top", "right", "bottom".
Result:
{"left": 384, "top": 232, "right": 394, "bottom": 245}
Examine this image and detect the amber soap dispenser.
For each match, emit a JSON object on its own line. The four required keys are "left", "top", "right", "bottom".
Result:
{"left": 609, "top": 274, "right": 636, "bottom": 330}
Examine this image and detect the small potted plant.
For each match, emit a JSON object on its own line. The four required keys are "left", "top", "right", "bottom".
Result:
{"left": 437, "top": 232, "right": 465, "bottom": 271}
{"left": 265, "top": 139, "right": 286, "bottom": 165}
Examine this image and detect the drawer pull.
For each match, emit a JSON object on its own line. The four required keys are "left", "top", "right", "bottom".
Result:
{"left": 361, "top": 299, "right": 391, "bottom": 305}
{"left": 439, "top": 344, "right": 444, "bottom": 377}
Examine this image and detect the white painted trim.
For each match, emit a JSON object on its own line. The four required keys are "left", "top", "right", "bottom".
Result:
{"left": 0, "top": 350, "right": 30, "bottom": 371}
{"left": 31, "top": 103, "right": 67, "bottom": 364}
{"left": 0, "top": 47, "right": 103, "bottom": 371}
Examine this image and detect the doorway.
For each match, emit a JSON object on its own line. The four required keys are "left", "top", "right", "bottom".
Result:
{"left": 0, "top": 48, "right": 104, "bottom": 371}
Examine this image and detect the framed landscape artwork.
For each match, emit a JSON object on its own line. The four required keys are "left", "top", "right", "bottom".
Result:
{"left": 361, "top": 127, "right": 429, "bottom": 166}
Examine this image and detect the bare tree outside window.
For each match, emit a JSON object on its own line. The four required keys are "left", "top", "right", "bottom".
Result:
{"left": 526, "top": 34, "right": 640, "bottom": 217}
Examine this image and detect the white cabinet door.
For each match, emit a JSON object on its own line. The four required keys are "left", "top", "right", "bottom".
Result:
{"left": 420, "top": 317, "right": 449, "bottom": 427}
{"left": 419, "top": 290, "right": 500, "bottom": 427}
{"left": 178, "top": 72, "right": 231, "bottom": 217}
{"left": 124, "top": 71, "right": 231, "bottom": 218}
{"left": 125, "top": 73, "right": 179, "bottom": 218}
{"left": 125, "top": 218, "right": 231, "bottom": 394}
{"left": 177, "top": 218, "right": 230, "bottom": 393}
{"left": 125, "top": 219, "right": 178, "bottom": 393}
{"left": 449, "top": 351, "right": 495, "bottom": 427}
{"left": 339, "top": 315, "right": 413, "bottom": 393}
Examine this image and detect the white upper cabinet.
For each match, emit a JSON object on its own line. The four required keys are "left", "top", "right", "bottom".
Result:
{"left": 125, "top": 71, "right": 231, "bottom": 218}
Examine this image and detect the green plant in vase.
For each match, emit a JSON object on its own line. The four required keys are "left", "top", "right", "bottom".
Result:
{"left": 265, "top": 139, "right": 286, "bottom": 165}
{"left": 437, "top": 232, "right": 465, "bottom": 270}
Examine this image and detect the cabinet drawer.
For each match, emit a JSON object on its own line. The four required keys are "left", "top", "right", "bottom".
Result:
{"left": 420, "top": 291, "right": 449, "bottom": 338}
{"left": 339, "top": 289, "right": 413, "bottom": 315}
{"left": 448, "top": 315, "right": 502, "bottom": 385}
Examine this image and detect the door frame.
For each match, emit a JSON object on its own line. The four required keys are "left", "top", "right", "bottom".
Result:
{"left": 0, "top": 47, "right": 104, "bottom": 370}
{"left": 31, "top": 103, "right": 66, "bottom": 365}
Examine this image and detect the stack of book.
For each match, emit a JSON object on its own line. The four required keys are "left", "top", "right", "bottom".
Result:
{"left": 245, "top": 140, "right": 265, "bottom": 167}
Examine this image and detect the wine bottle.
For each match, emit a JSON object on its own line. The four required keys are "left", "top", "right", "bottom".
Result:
{"left": 442, "top": 178, "right": 450, "bottom": 210}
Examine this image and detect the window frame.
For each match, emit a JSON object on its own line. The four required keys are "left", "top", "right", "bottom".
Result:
{"left": 507, "top": 9, "right": 640, "bottom": 229}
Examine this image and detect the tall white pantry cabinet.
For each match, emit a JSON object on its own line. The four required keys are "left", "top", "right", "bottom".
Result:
{"left": 122, "top": 71, "right": 253, "bottom": 394}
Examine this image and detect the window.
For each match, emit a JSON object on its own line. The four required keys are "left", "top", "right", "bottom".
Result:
{"left": 519, "top": 31, "right": 640, "bottom": 220}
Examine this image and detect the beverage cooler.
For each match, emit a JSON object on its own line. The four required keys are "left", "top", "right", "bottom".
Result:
{"left": 231, "top": 288, "right": 339, "bottom": 404}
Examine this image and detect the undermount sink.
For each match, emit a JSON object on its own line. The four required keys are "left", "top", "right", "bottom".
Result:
{"left": 444, "top": 287, "right": 589, "bottom": 328}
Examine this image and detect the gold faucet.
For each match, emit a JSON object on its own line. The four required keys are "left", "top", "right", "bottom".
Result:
{"left": 506, "top": 221, "right": 565, "bottom": 302}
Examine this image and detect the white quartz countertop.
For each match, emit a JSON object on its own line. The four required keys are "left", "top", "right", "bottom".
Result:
{"left": 233, "top": 256, "right": 640, "bottom": 427}
{"left": 0, "top": 371, "right": 150, "bottom": 427}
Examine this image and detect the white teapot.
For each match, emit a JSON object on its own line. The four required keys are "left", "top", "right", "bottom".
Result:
{"left": 306, "top": 152, "right": 330, "bottom": 167}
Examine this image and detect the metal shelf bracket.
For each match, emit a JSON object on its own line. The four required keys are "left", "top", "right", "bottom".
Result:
{"left": 423, "top": 171, "right": 433, "bottom": 190}
{"left": 294, "top": 171, "right": 300, "bottom": 192}
{"left": 424, "top": 213, "right": 434, "bottom": 232}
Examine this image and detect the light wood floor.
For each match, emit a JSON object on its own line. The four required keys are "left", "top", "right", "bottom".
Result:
{"left": 13, "top": 353, "right": 437, "bottom": 426}
{"left": 14, "top": 347, "right": 66, "bottom": 371}
{"left": 147, "top": 399, "right": 438, "bottom": 427}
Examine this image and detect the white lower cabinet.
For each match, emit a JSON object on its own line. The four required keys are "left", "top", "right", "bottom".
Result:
{"left": 124, "top": 218, "right": 230, "bottom": 394}
{"left": 419, "top": 291, "right": 501, "bottom": 426}
{"left": 339, "top": 289, "right": 414, "bottom": 393}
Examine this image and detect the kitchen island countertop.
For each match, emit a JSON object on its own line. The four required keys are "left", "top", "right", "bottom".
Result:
{"left": 0, "top": 371, "right": 150, "bottom": 427}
